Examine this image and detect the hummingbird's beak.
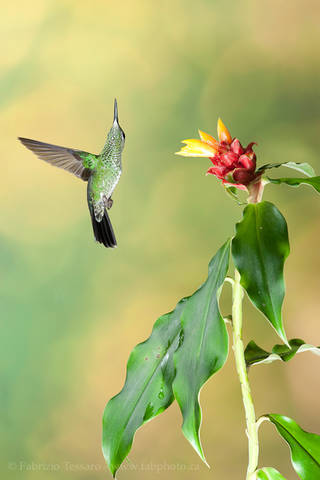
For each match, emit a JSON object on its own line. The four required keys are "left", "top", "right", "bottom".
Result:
{"left": 113, "top": 98, "right": 119, "bottom": 124}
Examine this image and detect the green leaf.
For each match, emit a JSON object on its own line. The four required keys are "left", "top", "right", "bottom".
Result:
{"left": 267, "top": 176, "right": 320, "bottom": 193}
{"left": 102, "top": 241, "right": 231, "bottom": 476}
{"left": 257, "top": 161, "right": 315, "bottom": 177}
{"left": 257, "top": 467, "right": 287, "bottom": 479}
{"left": 245, "top": 339, "right": 320, "bottom": 367}
{"left": 232, "top": 202, "right": 290, "bottom": 344}
{"left": 173, "top": 240, "right": 230, "bottom": 463}
{"left": 268, "top": 414, "right": 320, "bottom": 480}
{"left": 102, "top": 298, "right": 187, "bottom": 477}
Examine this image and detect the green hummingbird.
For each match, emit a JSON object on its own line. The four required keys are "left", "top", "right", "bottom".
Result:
{"left": 19, "top": 99, "right": 125, "bottom": 248}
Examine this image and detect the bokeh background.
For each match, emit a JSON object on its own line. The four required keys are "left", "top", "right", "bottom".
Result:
{"left": 1, "top": 1, "right": 320, "bottom": 479}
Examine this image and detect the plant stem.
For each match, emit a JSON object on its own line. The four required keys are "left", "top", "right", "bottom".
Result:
{"left": 232, "top": 269, "right": 259, "bottom": 480}
{"left": 247, "top": 178, "right": 267, "bottom": 204}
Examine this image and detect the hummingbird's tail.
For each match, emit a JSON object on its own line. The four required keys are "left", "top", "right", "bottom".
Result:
{"left": 89, "top": 208, "right": 117, "bottom": 248}
{"left": 87, "top": 196, "right": 117, "bottom": 248}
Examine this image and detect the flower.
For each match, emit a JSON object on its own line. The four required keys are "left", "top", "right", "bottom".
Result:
{"left": 176, "top": 118, "right": 258, "bottom": 190}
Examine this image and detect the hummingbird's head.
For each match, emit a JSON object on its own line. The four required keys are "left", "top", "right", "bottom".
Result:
{"left": 106, "top": 99, "right": 125, "bottom": 151}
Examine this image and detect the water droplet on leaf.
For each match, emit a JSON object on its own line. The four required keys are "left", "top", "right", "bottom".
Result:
{"left": 143, "top": 402, "right": 154, "bottom": 421}
{"left": 158, "top": 389, "right": 165, "bottom": 399}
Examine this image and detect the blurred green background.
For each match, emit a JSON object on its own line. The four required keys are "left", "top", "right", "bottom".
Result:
{"left": 1, "top": 1, "right": 320, "bottom": 479}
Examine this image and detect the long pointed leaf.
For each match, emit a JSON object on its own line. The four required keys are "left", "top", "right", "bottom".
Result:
{"left": 268, "top": 176, "right": 320, "bottom": 193}
{"left": 268, "top": 414, "right": 320, "bottom": 480}
{"left": 232, "top": 202, "right": 289, "bottom": 343}
{"left": 173, "top": 240, "right": 230, "bottom": 463}
{"left": 257, "top": 162, "right": 315, "bottom": 177}
{"left": 257, "top": 467, "right": 287, "bottom": 479}
{"left": 102, "top": 298, "right": 187, "bottom": 477}
{"left": 245, "top": 339, "right": 320, "bottom": 367}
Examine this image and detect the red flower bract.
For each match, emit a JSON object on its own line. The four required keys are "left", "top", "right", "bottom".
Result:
{"left": 207, "top": 138, "right": 257, "bottom": 189}
{"left": 176, "top": 119, "right": 259, "bottom": 191}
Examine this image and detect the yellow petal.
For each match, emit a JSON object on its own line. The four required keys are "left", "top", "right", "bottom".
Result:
{"left": 198, "top": 130, "right": 218, "bottom": 149}
{"left": 217, "top": 118, "right": 232, "bottom": 144}
{"left": 176, "top": 139, "right": 217, "bottom": 157}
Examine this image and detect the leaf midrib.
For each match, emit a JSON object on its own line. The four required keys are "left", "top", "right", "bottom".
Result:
{"left": 253, "top": 204, "right": 279, "bottom": 327}
{"left": 274, "top": 419, "right": 320, "bottom": 469}
{"left": 196, "top": 247, "right": 228, "bottom": 361}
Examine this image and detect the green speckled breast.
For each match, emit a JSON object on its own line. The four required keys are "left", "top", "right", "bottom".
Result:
{"left": 88, "top": 120, "right": 125, "bottom": 221}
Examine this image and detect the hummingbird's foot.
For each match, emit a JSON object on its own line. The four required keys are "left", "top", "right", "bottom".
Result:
{"left": 104, "top": 197, "right": 113, "bottom": 210}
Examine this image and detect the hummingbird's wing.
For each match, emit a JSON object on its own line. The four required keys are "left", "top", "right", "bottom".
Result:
{"left": 18, "top": 137, "right": 95, "bottom": 181}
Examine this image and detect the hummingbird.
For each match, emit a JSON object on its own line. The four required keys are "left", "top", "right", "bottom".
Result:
{"left": 18, "top": 99, "right": 125, "bottom": 248}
